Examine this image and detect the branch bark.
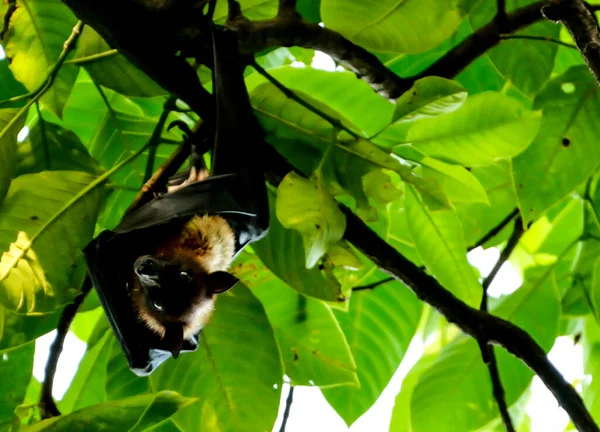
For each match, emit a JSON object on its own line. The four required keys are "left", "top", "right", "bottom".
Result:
{"left": 542, "top": 0, "right": 600, "bottom": 84}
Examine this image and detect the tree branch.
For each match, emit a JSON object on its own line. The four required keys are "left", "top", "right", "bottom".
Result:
{"left": 261, "top": 142, "right": 598, "bottom": 432}
{"left": 542, "top": 0, "right": 600, "bottom": 84}
{"left": 278, "top": 385, "right": 295, "bottom": 432}
{"left": 477, "top": 217, "right": 524, "bottom": 432}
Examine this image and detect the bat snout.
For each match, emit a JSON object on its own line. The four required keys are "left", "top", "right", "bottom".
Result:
{"left": 134, "top": 255, "right": 160, "bottom": 278}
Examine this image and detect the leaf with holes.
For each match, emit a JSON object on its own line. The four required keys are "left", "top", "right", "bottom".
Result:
{"left": 233, "top": 255, "right": 358, "bottom": 388}
{"left": 378, "top": 92, "right": 541, "bottom": 167}
{"left": 321, "top": 0, "right": 467, "bottom": 54}
{"left": 0, "top": 171, "right": 103, "bottom": 313}
{"left": 405, "top": 185, "right": 481, "bottom": 308}
{"left": 393, "top": 76, "right": 467, "bottom": 122}
{"left": 410, "top": 268, "right": 560, "bottom": 432}
{"left": 0, "top": 108, "right": 26, "bottom": 204}
{"left": 150, "top": 285, "right": 282, "bottom": 432}
{"left": 254, "top": 191, "right": 346, "bottom": 303}
{"left": 2, "top": 0, "right": 78, "bottom": 117}
{"left": 24, "top": 391, "right": 196, "bottom": 432}
{"left": 276, "top": 172, "right": 346, "bottom": 268}
{"left": 513, "top": 66, "right": 600, "bottom": 224}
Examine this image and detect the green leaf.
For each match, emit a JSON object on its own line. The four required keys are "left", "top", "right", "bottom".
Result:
{"left": 106, "top": 336, "right": 149, "bottom": 402}
{"left": 213, "top": 0, "right": 277, "bottom": 22}
{"left": 0, "top": 342, "right": 34, "bottom": 429}
{"left": 234, "top": 256, "right": 358, "bottom": 388}
{"left": 254, "top": 191, "right": 346, "bottom": 303}
{"left": 0, "top": 306, "right": 60, "bottom": 350}
{"left": 3, "top": 0, "right": 78, "bottom": 116}
{"left": 393, "top": 77, "right": 467, "bottom": 122}
{"left": 0, "top": 108, "right": 26, "bottom": 204}
{"left": 58, "top": 330, "right": 112, "bottom": 414}
{"left": 24, "top": 391, "right": 196, "bottom": 432}
{"left": 405, "top": 185, "right": 481, "bottom": 307}
{"left": 251, "top": 82, "right": 450, "bottom": 211}
{"left": 0, "top": 58, "right": 28, "bottom": 107}
{"left": 455, "top": 161, "right": 518, "bottom": 247}
{"left": 16, "top": 120, "right": 102, "bottom": 176}
{"left": 72, "top": 27, "right": 167, "bottom": 97}
{"left": 150, "top": 285, "right": 282, "bottom": 432}
{"left": 513, "top": 66, "right": 600, "bottom": 223}
{"left": 69, "top": 307, "right": 103, "bottom": 343}
{"left": 396, "top": 147, "right": 488, "bottom": 204}
{"left": 323, "top": 262, "right": 423, "bottom": 425}
{"left": 410, "top": 269, "right": 560, "bottom": 432}
{"left": 276, "top": 172, "right": 346, "bottom": 268}
{"left": 321, "top": 0, "right": 464, "bottom": 54}
{"left": 61, "top": 73, "right": 173, "bottom": 230}
{"left": 0, "top": 171, "right": 103, "bottom": 313}
{"left": 379, "top": 92, "right": 542, "bottom": 167}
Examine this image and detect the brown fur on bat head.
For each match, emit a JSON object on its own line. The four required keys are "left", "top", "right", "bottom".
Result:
{"left": 130, "top": 247, "right": 238, "bottom": 358}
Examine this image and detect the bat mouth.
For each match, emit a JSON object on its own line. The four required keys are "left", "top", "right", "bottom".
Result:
{"left": 134, "top": 255, "right": 163, "bottom": 289}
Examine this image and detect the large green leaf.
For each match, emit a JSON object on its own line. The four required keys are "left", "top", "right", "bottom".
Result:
{"left": 150, "top": 285, "right": 282, "bottom": 432}
{"left": 0, "top": 171, "right": 103, "bottom": 313}
{"left": 2, "top": 0, "right": 78, "bottom": 116}
{"left": 393, "top": 77, "right": 467, "bottom": 122}
{"left": 323, "top": 263, "right": 423, "bottom": 426}
{"left": 321, "top": 0, "right": 466, "bottom": 54}
{"left": 470, "top": 1, "right": 559, "bottom": 97}
{"left": 72, "top": 27, "right": 166, "bottom": 97}
{"left": 106, "top": 336, "right": 149, "bottom": 402}
{"left": 0, "top": 306, "right": 60, "bottom": 351}
{"left": 378, "top": 92, "right": 542, "bottom": 167}
{"left": 233, "top": 254, "right": 358, "bottom": 388}
{"left": 276, "top": 172, "right": 346, "bottom": 268}
{"left": 58, "top": 330, "right": 112, "bottom": 414}
{"left": 61, "top": 73, "right": 174, "bottom": 229}
{"left": 16, "top": 119, "right": 102, "bottom": 176}
{"left": 252, "top": 82, "right": 450, "bottom": 212}
{"left": 24, "top": 391, "right": 196, "bottom": 432}
{"left": 513, "top": 66, "right": 600, "bottom": 224}
{"left": 213, "top": 0, "right": 277, "bottom": 21}
{"left": 0, "top": 108, "right": 26, "bottom": 204}
{"left": 254, "top": 191, "right": 346, "bottom": 303}
{"left": 247, "top": 66, "right": 394, "bottom": 137}
{"left": 410, "top": 268, "right": 560, "bottom": 431}
{"left": 0, "top": 58, "right": 28, "bottom": 107}
{"left": 405, "top": 185, "right": 481, "bottom": 307}
{"left": 455, "top": 161, "right": 518, "bottom": 247}
{"left": 0, "top": 342, "right": 34, "bottom": 429}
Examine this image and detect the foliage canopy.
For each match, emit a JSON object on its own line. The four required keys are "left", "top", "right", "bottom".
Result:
{"left": 1, "top": 0, "right": 600, "bottom": 431}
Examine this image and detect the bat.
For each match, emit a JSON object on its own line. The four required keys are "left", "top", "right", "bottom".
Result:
{"left": 82, "top": 25, "right": 269, "bottom": 376}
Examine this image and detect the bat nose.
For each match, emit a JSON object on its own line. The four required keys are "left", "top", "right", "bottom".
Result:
{"left": 134, "top": 255, "right": 159, "bottom": 278}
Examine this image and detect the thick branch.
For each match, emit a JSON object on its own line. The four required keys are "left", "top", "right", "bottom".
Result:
{"left": 542, "top": 0, "right": 600, "bottom": 84}
{"left": 261, "top": 143, "right": 598, "bottom": 432}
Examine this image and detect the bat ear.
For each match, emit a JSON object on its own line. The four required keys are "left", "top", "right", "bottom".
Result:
{"left": 207, "top": 271, "right": 239, "bottom": 295}
{"left": 163, "top": 323, "right": 184, "bottom": 359}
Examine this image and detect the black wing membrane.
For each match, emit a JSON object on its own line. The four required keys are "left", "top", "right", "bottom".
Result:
{"left": 82, "top": 27, "right": 269, "bottom": 376}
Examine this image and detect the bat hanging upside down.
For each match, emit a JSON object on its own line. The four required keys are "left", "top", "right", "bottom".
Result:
{"left": 130, "top": 170, "right": 240, "bottom": 358}
{"left": 83, "top": 25, "right": 269, "bottom": 375}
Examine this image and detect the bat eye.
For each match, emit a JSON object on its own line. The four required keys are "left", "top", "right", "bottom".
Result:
{"left": 179, "top": 271, "right": 192, "bottom": 283}
{"left": 153, "top": 302, "right": 163, "bottom": 311}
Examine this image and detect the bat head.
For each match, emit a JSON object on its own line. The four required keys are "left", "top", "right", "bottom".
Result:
{"left": 131, "top": 253, "right": 239, "bottom": 357}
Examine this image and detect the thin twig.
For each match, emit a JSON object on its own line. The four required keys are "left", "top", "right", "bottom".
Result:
{"left": 470, "top": 208, "right": 519, "bottom": 251}
{"left": 35, "top": 102, "right": 50, "bottom": 170}
{"left": 278, "top": 386, "right": 295, "bottom": 432}
{"left": 0, "top": 0, "right": 16, "bottom": 40}
{"left": 500, "top": 34, "right": 578, "bottom": 49}
{"left": 476, "top": 217, "right": 524, "bottom": 432}
{"left": 143, "top": 95, "right": 178, "bottom": 183}
{"left": 352, "top": 277, "right": 394, "bottom": 292}
{"left": 39, "top": 278, "right": 93, "bottom": 419}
